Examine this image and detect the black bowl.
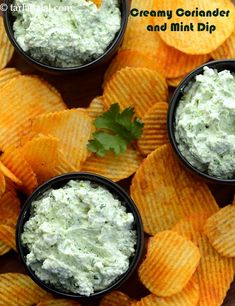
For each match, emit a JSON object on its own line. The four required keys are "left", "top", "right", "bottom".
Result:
{"left": 3, "top": 0, "right": 129, "bottom": 74}
{"left": 168, "top": 59, "right": 235, "bottom": 185}
{"left": 16, "top": 172, "right": 144, "bottom": 300}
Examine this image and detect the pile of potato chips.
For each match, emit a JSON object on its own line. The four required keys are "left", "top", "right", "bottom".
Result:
{"left": 0, "top": 0, "right": 235, "bottom": 304}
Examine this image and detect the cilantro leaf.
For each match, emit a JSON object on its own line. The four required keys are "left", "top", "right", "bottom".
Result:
{"left": 87, "top": 103, "right": 144, "bottom": 156}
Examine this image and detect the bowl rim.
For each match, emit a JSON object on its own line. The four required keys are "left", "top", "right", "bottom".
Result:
{"left": 3, "top": 0, "right": 129, "bottom": 72}
{"left": 16, "top": 172, "right": 144, "bottom": 299}
{"left": 167, "top": 59, "right": 235, "bottom": 185}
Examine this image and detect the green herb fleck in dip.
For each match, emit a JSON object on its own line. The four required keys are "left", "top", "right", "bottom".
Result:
{"left": 22, "top": 180, "right": 136, "bottom": 296}
{"left": 175, "top": 66, "right": 235, "bottom": 180}
{"left": 12, "top": 0, "right": 121, "bottom": 67}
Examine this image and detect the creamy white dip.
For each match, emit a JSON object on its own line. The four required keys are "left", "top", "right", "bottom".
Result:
{"left": 22, "top": 180, "right": 136, "bottom": 296}
{"left": 175, "top": 67, "right": 235, "bottom": 179}
{"left": 12, "top": 0, "right": 121, "bottom": 67}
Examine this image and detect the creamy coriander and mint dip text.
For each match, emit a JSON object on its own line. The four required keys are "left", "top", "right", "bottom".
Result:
{"left": 12, "top": 0, "right": 121, "bottom": 67}
{"left": 175, "top": 66, "right": 235, "bottom": 180}
{"left": 21, "top": 180, "right": 136, "bottom": 296}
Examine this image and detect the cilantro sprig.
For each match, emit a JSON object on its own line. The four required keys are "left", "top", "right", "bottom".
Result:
{"left": 87, "top": 103, "right": 144, "bottom": 157}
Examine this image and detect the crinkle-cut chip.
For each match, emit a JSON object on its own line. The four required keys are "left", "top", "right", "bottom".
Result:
{"left": 1, "top": 147, "right": 38, "bottom": 195}
{"left": 99, "top": 291, "right": 134, "bottom": 306}
{"left": 103, "top": 67, "right": 168, "bottom": 118}
{"left": 0, "top": 68, "right": 21, "bottom": 89}
{"left": 0, "top": 75, "right": 67, "bottom": 151}
{"left": 21, "top": 134, "right": 76, "bottom": 185}
{"left": 0, "top": 161, "right": 22, "bottom": 186}
{"left": 0, "top": 224, "right": 16, "bottom": 251}
{"left": 167, "top": 75, "right": 185, "bottom": 88}
{"left": 37, "top": 299, "right": 81, "bottom": 306}
{"left": 0, "top": 273, "right": 48, "bottom": 306}
{"left": 196, "top": 235, "right": 234, "bottom": 306}
{"left": 0, "top": 172, "right": 5, "bottom": 198}
{"left": 0, "top": 192, "right": 20, "bottom": 227}
{"left": 82, "top": 147, "right": 143, "bottom": 182}
{"left": 172, "top": 213, "right": 210, "bottom": 246}
{"left": 5, "top": 177, "right": 17, "bottom": 196}
{"left": 87, "top": 96, "right": 105, "bottom": 120}
{"left": 0, "top": 17, "right": 14, "bottom": 70}
{"left": 131, "top": 278, "right": 199, "bottom": 306}
{"left": 138, "top": 230, "right": 200, "bottom": 296}
{"left": 130, "top": 145, "right": 219, "bottom": 235}
{"left": 103, "top": 51, "right": 161, "bottom": 87}
{"left": 31, "top": 109, "right": 93, "bottom": 168}
{"left": 155, "top": 0, "right": 235, "bottom": 55}
{"left": 204, "top": 205, "right": 235, "bottom": 257}
{"left": 0, "top": 241, "right": 10, "bottom": 256}
{"left": 137, "top": 102, "right": 169, "bottom": 156}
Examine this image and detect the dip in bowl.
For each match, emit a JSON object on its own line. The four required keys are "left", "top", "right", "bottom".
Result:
{"left": 168, "top": 60, "right": 235, "bottom": 184}
{"left": 16, "top": 172, "right": 144, "bottom": 299}
{"left": 3, "top": 0, "right": 129, "bottom": 74}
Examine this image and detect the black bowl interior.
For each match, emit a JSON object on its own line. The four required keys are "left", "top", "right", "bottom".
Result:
{"left": 3, "top": 0, "right": 129, "bottom": 73}
{"left": 16, "top": 172, "right": 144, "bottom": 300}
{"left": 168, "top": 59, "right": 235, "bottom": 185}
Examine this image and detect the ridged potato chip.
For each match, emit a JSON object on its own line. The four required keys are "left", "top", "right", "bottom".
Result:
{"left": 0, "top": 161, "right": 22, "bottom": 186}
{"left": 21, "top": 134, "right": 76, "bottom": 184}
{"left": 204, "top": 205, "right": 235, "bottom": 257}
{"left": 0, "top": 172, "right": 5, "bottom": 198}
{"left": 0, "top": 192, "right": 20, "bottom": 227}
{"left": 0, "top": 68, "right": 21, "bottom": 89}
{"left": 138, "top": 230, "right": 200, "bottom": 296}
{"left": 131, "top": 278, "right": 199, "bottom": 306}
{"left": 103, "top": 51, "right": 160, "bottom": 87}
{"left": 1, "top": 146, "right": 38, "bottom": 195}
{"left": 103, "top": 67, "right": 168, "bottom": 118}
{"left": 31, "top": 109, "right": 93, "bottom": 168}
{"left": 100, "top": 291, "right": 134, "bottom": 306}
{"left": 0, "top": 75, "right": 66, "bottom": 151}
{"left": 131, "top": 145, "right": 219, "bottom": 235}
{"left": 0, "top": 241, "right": 10, "bottom": 256}
{"left": 0, "top": 273, "right": 48, "bottom": 306}
{"left": 196, "top": 235, "right": 234, "bottom": 306}
{"left": 82, "top": 147, "right": 143, "bottom": 182}
{"left": 87, "top": 96, "right": 105, "bottom": 120}
{"left": 37, "top": 299, "right": 81, "bottom": 306}
{"left": 137, "top": 102, "right": 168, "bottom": 156}
{"left": 0, "top": 224, "right": 16, "bottom": 251}
{"left": 155, "top": 0, "right": 235, "bottom": 55}
{"left": 0, "top": 17, "right": 14, "bottom": 70}
{"left": 167, "top": 75, "right": 185, "bottom": 88}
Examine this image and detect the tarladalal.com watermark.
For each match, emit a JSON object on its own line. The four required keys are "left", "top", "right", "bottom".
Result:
{"left": 0, "top": 3, "right": 73, "bottom": 12}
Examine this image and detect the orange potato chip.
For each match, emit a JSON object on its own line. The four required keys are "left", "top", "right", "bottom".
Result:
{"left": 82, "top": 147, "right": 143, "bottom": 182}
{"left": 138, "top": 230, "right": 200, "bottom": 296}
{"left": 0, "top": 16, "right": 14, "bottom": 70}
{"left": 0, "top": 241, "right": 11, "bottom": 256}
{"left": 167, "top": 75, "right": 185, "bottom": 88}
{"left": 0, "top": 68, "right": 21, "bottom": 89}
{"left": 0, "top": 172, "right": 5, "bottom": 198}
{"left": 100, "top": 291, "right": 134, "bottom": 306}
{"left": 131, "top": 278, "right": 199, "bottom": 306}
{"left": 37, "top": 299, "right": 81, "bottom": 306}
{"left": 103, "top": 67, "right": 168, "bottom": 118}
{"left": 87, "top": 96, "right": 105, "bottom": 120}
{"left": 204, "top": 205, "right": 235, "bottom": 257}
{"left": 5, "top": 177, "right": 18, "bottom": 196}
{"left": 21, "top": 134, "right": 76, "bottom": 185}
{"left": 31, "top": 109, "right": 93, "bottom": 168}
{"left": 0, "top": 75, "right": 66, "bottom": 151}
{"left": 0, "top": 161, "right": 22, "bottom": 186}
{"left": 155, "top": 0, "right": 235, "bottom": 55}
{"left": 196, "top": 235, "right": 234, "bottom": 306}
{"left": 91, "top": 0, "right": 102, "bottom": 7}
{"left": 137, "top": 102, "right": 169, "bottom": 156}
{"left": 0, "top": 273, "right": 48, "bottom": 306}
{"left": 0, "top": 224, "right": 16, "bottom": 251}
{"left": 103, "top": 51, "right": 161, "bottom": 87}
{"left": 0, "top": 192, "right": 20, "bottom": 227}
{"left": 1, "top": 146, "right": 38, "bottom": 195}
{"left": 130, "top": 145, "right": 219, "bottom": 235}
